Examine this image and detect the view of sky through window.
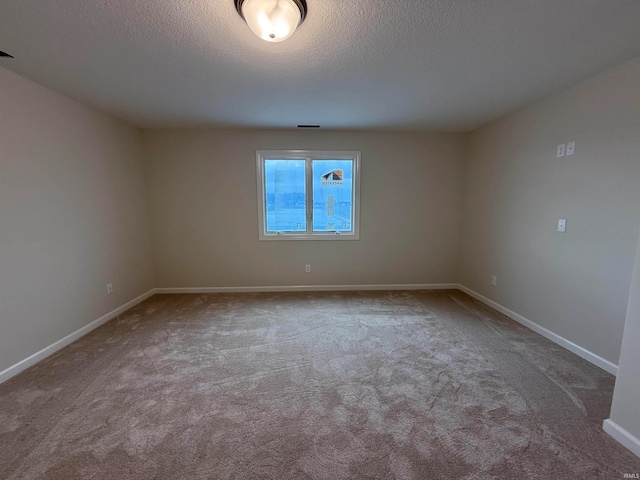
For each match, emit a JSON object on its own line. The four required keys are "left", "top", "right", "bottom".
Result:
{"left": 263, "top": 159, "right": 354, "bottom": 233}
{"left": 312, "top": 160, "right": 353, "bottom": 232}
{"left": 264, "top": 159, "right": 306, "bottom": 232}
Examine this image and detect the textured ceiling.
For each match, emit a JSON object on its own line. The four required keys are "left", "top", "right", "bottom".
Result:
{"left": 1, "top": 0, "right": 640, "bottom": 131}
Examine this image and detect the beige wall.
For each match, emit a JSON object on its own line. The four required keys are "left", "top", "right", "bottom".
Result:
{"left": 0, "top": 67, "right": 155, "bottom": 374}
{"left": 142, "top": 129, "right": 466, "bottom": 288}
{"left": 460, "top": 56, "right": 640, "bottom": 365}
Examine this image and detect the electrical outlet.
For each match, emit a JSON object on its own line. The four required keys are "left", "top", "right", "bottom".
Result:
{"left": 566, "top": 141, "right": 575, "bottom": 156}
{"left": 305, "top": 264, "right": 311, "bottom": 273}
{"left": 107, "top": 283, "right": 113, "bottom": 295}
{"left": 491, "top": 275, "right": 497, "bottom": 286}
{"left": 557, "top": 219, "right": 567, "bottom": 233}
{"left": 556, "top": 144, "right": 565, "bottom": 158}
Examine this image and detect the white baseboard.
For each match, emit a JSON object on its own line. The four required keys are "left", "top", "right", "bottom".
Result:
{"left": 0, "top": 284, "right": 456, "bottom": 384}
{"left": 1, "top": 283, "right": 618, "bottom": 385}
{"left": 154, "top": 283, "right": 459, "bottom": 294}
{"left": 457, "top": 284, "right": 618, "bottom": 376}
{"left": 603, "top": 419, "right": 640, "bottom": 458}
{"left": 0, "top": 289, "right": 155, "bottom": 384}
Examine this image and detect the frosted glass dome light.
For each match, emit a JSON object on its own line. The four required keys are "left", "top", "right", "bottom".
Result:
{"left": 235, "top": 0, "right": 307, "bottom": 43}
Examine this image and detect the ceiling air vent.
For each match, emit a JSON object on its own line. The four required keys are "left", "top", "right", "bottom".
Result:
{"left": 0, "top": 50, "right": 14, "bottom": 58}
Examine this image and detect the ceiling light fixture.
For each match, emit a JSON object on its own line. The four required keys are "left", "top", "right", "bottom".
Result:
{"left": 235, "top": 0, "right": 307, "bottom": 43}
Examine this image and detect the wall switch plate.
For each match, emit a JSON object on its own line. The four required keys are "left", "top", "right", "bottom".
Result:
{"left": 566, "top": 141, "right": 575, "bottom": 156}
{"left": 556, "top": 144, "right": 565, "bottom": 157}
{"left": 107, "top": 283, "right": 113, "bottom": 295}
{"left": 491, "top": 275, "right": 497, "bottom": 286}
{"left": 557, "top": 219, "right": 567, "bottom": 233}
{"left": 305, "top": 264, "right": 311, "bottom": 273}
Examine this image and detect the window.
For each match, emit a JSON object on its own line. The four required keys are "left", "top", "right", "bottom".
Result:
{"left": 256, "top": 150, "right": 361, "bottom": 240}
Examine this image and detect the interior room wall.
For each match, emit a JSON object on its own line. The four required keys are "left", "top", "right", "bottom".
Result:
{"left": 2, "top": 51, "right": 639, "bottom": 459}
{"left": 459, "top": 56, "right": 640, "bottom": 367}
{"left": 0, "top": 67, "right": 155, "bottom": 375}
{"left": 606, "top": 231, "right": 640, "bottom": 456}
{"left": 142, "top": 129, "right": 467, "bottom": 289}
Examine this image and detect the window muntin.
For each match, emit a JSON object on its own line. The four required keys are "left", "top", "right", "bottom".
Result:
{"left": 257, "top": 150, "right": 360, "bottom": 241}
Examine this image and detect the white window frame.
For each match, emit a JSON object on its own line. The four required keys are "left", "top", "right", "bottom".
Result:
{"left": 256, "top": 150, "right": 361, "bottom": 241}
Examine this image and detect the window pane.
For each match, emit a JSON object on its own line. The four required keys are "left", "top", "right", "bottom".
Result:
{"left": 312, "top": 160, "right": 353, "bottom": 232}
{"left": 264, "top": 159, "right": 306, "bottom": 232}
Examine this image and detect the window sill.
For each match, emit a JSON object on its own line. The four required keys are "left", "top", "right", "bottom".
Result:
{"left": 259, "top": 233, "right": 360, "bottom": 241}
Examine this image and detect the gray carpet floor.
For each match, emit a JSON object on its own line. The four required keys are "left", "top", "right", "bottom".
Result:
{"left": 1, "top": 290, "right": 639, "bottom": 479}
